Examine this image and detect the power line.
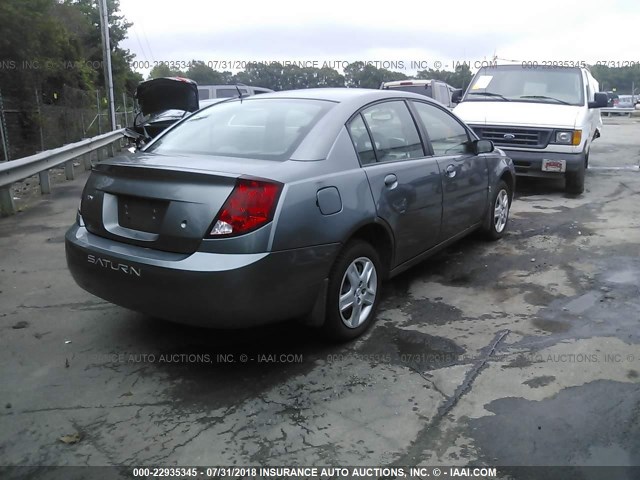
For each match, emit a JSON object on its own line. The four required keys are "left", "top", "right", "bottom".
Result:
{"left": 132, "top": 26, "right": 150, "bottom": 62}
{"left": 139, "top": 20, "right": 156, "bottom": 63}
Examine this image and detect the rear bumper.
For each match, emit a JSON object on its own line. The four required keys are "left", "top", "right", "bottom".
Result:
{"left": 502, "top": 149, "right": 585, "bottom": 178}
{"left": 65, "top": 224, "right": 340, "bottom": 328}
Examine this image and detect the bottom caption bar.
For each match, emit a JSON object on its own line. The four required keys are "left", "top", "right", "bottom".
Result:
{"left": 0, "top": 466, "right": 638, "bottom": 480}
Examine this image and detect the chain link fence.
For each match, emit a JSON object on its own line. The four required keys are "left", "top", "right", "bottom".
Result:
{"left": 0, "top": 85, "right": 135, "bottom": 161}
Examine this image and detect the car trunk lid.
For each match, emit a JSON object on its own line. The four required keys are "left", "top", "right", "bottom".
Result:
{"left": 135, "top": 77, "right": 199, "bottom": 116}
{"left": 81, "top": 155, "right": 245, "bottom": 254}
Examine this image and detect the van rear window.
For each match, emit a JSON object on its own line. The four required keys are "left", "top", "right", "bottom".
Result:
{"left": 216, "top": 88, "right": 248, "bottom": 98}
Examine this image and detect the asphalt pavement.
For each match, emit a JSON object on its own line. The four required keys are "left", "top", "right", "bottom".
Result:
{"left": 0, "top": 118, "right": 639, "bottom": 476}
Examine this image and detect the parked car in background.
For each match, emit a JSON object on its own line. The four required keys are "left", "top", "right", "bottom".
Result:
{"left": 197, "top": 84, "right": 273, "bottom": 100}
{"left": 605, "top": 91, "right": 619, "bottom": 107}
{"left": 127, "top": 81, "right": 254, "bottom": 149}
{"left": 615, "top": 95, "right": 634, "bottom": 109}
{"left": 453, "top": 65, "right": 607, "bottom": 194}
{"left": 127, "top": 77, "right": 199, "bottom": 148}
{"left": 380, "top": 79, "right": 457, "bottom": 108}
{"left": 66, "top": 88, "right": 515, "bottom": 341}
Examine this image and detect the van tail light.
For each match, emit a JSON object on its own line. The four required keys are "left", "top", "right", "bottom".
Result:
{"left": 208, "top": 179, "right": 282, "bottom": 237}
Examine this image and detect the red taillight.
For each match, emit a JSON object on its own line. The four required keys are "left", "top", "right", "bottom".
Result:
{"left": 209, "top": 179, "right": 282, "bottom": 237}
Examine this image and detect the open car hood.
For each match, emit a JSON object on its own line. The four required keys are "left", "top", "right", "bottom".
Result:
{"left": 135, "top": 77, "right": 199, "bottom": 116}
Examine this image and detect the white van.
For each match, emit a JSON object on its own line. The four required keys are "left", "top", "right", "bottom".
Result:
{"left": 452, "top": 65, "right": 607, "bottom": 193}
{"left": 381, "top": 79, "right": 456, "bottom": 109}
{"left": 197, "top": 84, "right": 273, "bottom": 100}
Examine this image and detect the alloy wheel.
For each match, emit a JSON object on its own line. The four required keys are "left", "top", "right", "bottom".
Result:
{"left": 494, "top": 189, "right": 509, "bottom": 233}
{"left": 338, "top": 256, "right": 378, "bottom": 328}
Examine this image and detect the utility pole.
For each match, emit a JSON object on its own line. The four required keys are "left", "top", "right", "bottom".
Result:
{"left": 0, "top": 89, "right": 10, "bottom": 161}
{"left": 98, "top": 0, "right": 116, "bottom": 131}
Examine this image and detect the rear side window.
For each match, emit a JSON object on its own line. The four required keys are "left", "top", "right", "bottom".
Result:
{"left": 411, "top": 101, "right": 469, "bottom": 156}
{"left": 347, "top": 114, "right": 376, "bottom": 165}
{"left": 146, "top": 98, "right": 334, "bottom": 160}
{"left": 360, "top": 101, "right": 424, "bottom": 162}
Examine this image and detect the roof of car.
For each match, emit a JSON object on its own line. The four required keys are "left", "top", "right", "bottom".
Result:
{"left": 238, "top": 87, "right": 440, "bottom": 104}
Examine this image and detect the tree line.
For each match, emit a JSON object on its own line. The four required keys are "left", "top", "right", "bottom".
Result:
{"left": 148, "top": 60, "right": 476, "bottom": 91}
{"left": 2, "top": 0, "right": 640, "bottom": 109}
{"left": 590, "top": 65, "right": 640, "bottom": 94}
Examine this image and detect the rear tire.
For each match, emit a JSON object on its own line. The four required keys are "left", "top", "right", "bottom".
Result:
{"left": 322, "top": 241, "right": 382, "bottom": 342}
{"left": 566, "top": 161, "right": 585, "bottom": 194}
{"left": 482, "top": 180, "right": 511, "bottom": 241}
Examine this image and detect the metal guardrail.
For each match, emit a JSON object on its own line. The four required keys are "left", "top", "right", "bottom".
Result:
{"left": 601, "top": 107, "right": 636, "bottom": 117}
{"left": 0, "top": 128, "right": 125, "bottom": 216}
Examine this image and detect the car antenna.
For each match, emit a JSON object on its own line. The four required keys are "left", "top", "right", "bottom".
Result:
{"left": 235, "top": 84, "right": 244, "bottom": 102}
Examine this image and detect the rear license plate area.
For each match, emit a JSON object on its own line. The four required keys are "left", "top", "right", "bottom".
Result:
{"left": 541, "top": 159, "right": 566, "bottom": 172}
{"left": 117, "top": 195, "right": 168, "bottom": 233}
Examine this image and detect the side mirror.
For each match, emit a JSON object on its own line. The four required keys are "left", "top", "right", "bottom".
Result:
{"left": 451, "top": 89, "right": 463, "bottom": 104}
{"left": 473, "top": 139, "right": 494, "bottom": 154}
{"left": 589, "top": 92, "right": 608, "bottom": 108}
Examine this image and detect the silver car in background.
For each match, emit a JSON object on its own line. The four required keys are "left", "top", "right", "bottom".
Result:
{"left": 66, "top": 88, "right": 515, "bottom": 341}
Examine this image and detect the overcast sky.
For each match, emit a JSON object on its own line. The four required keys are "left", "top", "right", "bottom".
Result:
{"left": 119, "top": 0, "right": 640, "bottom": 75}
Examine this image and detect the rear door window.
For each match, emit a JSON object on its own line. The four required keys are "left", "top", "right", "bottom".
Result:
{"left": 347, "top": 114, "right": 376, "bottom": 165}
{"left": 360, "top": 101, "right": 424, "bottom": 162}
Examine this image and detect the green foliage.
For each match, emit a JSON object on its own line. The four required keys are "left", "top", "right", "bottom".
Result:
{"left": 590, "top": 65, "right": 640, "bottom": 94}
{"left": 0, "top": 0, "right": 141, "bottom": 105}
{"left": 8, "top": 0, "right": 638, "bottom": 119}
{"left": 0, "top": 0, "right": 90, "bottom": 103}
{"left": 232, "top": 62, "right": 345, "bottom": 90}
{"left": 62, "top": 0, "right": 141, "bottom": 96}
{"left": 148, "top": 64, "right": 185, "bottom": 79}
{"left": 234, "top": 63, "right": 284, "bottom": 90}
{"left": 184, "top": 61, "right": 233, "bottom": 85}
{"left": 344, "top": 62, "right": 407, "bottom": 88}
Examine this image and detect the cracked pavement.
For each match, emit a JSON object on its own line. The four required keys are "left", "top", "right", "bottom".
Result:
{"left": 0, "top": 117, "right": 639, "bottom": 473}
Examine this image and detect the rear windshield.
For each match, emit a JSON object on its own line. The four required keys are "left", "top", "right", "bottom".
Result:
{"left": 145, "top": 98, "right": 334, "bottom": 160}
{"left": 464, "top": 66, "right": 584, "bottom": 106}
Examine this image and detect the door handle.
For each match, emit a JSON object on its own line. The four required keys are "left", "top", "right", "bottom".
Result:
{"left": 445, "top": 164, "right": 457, "bottom": 178}
{"left": 384, "top": 174, "right": 398, "bottom": 188}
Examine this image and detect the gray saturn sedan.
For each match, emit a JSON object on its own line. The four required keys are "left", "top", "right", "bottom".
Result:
{"left": 66, "top": 88, "right": 515, "bottom": 341}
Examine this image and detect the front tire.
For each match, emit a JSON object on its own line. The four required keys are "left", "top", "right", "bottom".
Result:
{"left": 482, "top": 180, "right": 511, "bottom": 240}
{"left": 323, "top": 241, "right": 382, "bottom": 342}
{"left": 566, "top": 161, "right": 585, "bottom": 194}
